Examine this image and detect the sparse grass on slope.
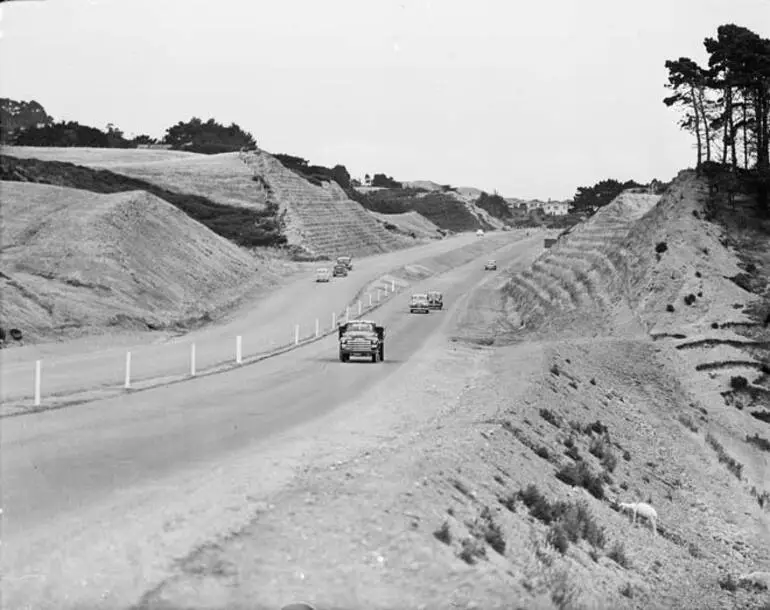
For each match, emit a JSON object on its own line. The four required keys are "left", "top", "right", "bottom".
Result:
{"left": 0, "top": 154, "right": 285, "bottom": 248}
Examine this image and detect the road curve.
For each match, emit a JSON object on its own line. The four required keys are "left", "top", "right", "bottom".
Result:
{"left": 1, "top": 234, "right": 544, "bottom": 610}
{"left": 0, "top": 232, "right": 524, "bottom": 407}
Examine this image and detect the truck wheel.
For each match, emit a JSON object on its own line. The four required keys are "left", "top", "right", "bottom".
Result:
{"left": 339, "top": 352, "right": 347, "bottom": 363}
{"left": 371, "top": 352, "right": 378, "bottom": 363}
{"left": 379, "top": 346, "right": 384, "bottom": 361}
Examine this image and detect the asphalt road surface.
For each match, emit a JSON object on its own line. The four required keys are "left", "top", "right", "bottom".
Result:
{"left": 1, "top": 232, "right": 515, "bottom": 406}
{"left": 1, "top": 233, "right": 544, "bottom": 610}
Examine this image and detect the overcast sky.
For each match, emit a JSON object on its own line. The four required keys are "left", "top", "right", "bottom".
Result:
{"left": 0, "top": 0, "right": 767, "bottom": 199}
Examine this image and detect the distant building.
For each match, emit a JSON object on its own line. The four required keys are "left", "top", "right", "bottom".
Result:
{"left": 542, "top": 201, "right": 570, "bottom": 216}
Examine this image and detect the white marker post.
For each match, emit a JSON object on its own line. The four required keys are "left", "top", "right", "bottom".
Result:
{"left": 190, "top": 343, "right": 196, "bottom": 377}
{"left": 345, "top": 306, "right": 350, "bottom": 322}
{"left": 236, "top": 335, "right": 242, "bottom": 365}
{"left": 332, "top": 311, "right": 336, "bottom": 328}
{"left": 358, "top": 300, "right": 362, "bottom": 316}
{"left": 377, "top": 289, "right": 381, "bottom": 302}
{"left": 33, "top": 359, "right": 41, "bottom": 407}
{"left": 124, "top": 351, "right": 132, "bottom": 389}
{"left": 391, "top": 279, "right": 396, "bottom": 292}
{"left": 315, "top": 318, "right": 320, "bottom": 337}
{"left": 294, "top": 324, "right": 300, "bottom": 345}
{"left": 368, "top": 294, "right": 373, "bottom": 307}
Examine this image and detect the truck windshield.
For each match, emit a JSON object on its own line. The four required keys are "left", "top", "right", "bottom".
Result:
{"left": 346, "top": 322, "right": 374, "bottom": 332}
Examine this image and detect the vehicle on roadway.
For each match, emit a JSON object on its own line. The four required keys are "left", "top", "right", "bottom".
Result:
{"left": 338, "top": 319, "right": 384, "bottom": 363}
{"left": 427, "top": 290, "right": 443, "bottom": 310}
{"left": 484, "top": 259, "right": 497, "bottom": 271}
{"left": 332, "top": 263, "right": 348, "bottom": 277}
{"left": 336, "top": 255, "right": 353, "bottom": 271}
{"left": 476, "top": 229, "right": 485, "bottom": 237}
{"left": 315, "top": 267, "right": 331, "bottom": 282}
{"left": 409, "top": 293, "right": 430, "bottom": 314}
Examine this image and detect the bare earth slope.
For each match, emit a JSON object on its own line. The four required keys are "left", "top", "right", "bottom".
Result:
{"left": 242, "top": 151, "right": 416, "bottom": 258}
{"left": 0, "top": 181, "right": 262, "bottom": 341}
{"left": 137, "top": 174, "right": 769, "bottom": 610}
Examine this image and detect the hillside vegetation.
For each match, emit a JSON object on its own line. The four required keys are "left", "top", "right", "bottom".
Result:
{"left": 0, "top": 154, "right": 285, "bottom": 248}
{"left": 0, "top": 182, "right": 275, "bottom": 341}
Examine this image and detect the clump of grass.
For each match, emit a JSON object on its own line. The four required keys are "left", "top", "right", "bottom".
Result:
{"left": 590, "top": 377, "right": 597, "bottom": 385}
{"left": 589, "top": 436, "right": 618, "bottom": 473}
{"left": 499, "top": 493, "right": 518, "bottom": 513}
{"left": 565, "top": 445, "right": 581, "bottom": 461}
{"left": 695, "top": 270, "right": 702, "bottom": 278}
{"left": 584, "top": 420, "right": 608, "bottom": 436}
{"left": 655, "top": 242, "right": 668, "bottom": 255}
{"left": 620, "top": 583, "right": 634, "bottom": 598}
{"left": 623, "top": 449, "right": 631, "bottom": 461}
{"left": 519, "top": 484, "right": 606, "bottom": 555}
{"left": 550, "top": 364, "right": 561, "bottom": 376}
{"left": 535, "top": 445, "right": 551, "bottom": 460}
{"left": 433, "top": 521, "right": 452, "bottom": 545}
{"left": 540, "top": 408, "right": 561, "bottom": 428}
{"left": 706, "top": 433, "right": 744, "bottom": 479}
{"left": 478, "top": 507, "right": 506, "bottom": 555}
{"left": 555, "top": 461, "right": 605, "bottom": 499}
{"left": 547, "top": 523, "right": 569, "bottom": 554}
{"left": 730, "top": 375, "right": 749, "bottom": 391}
{"left": 711, "top": 321, "right": 719, "bottom": 329}
{"left": 666, "top": 304, "right": 675, "bottom": 312}
{"left": 607, "top": 541, "right": 630, "bottom": 568}
{"left": 684, "top": 293, "right": 697, "bottom": 306}
{"left": 451, "top": 478, "right": 473, "bottom": 498}
{"left": 746, "top": 433, "right": 770, "bottom": 453}
{"left": 458, "top": 537, "right": 486, "bottom": 564}
{"left": 678, "top": 413, "right": 699, "bottom": 433}
{"left": 718, "top": 573, "right": 738, "bottom": 592}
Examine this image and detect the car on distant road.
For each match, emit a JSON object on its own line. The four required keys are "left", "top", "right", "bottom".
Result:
{"left": 409, "top": 293, "right": 431, "bottom": 314}
{"left": 484, "top": 260, "right": 497, "bottom": 271}
{"left": 427, "top": 290, "right": 443, "bottom": 310}
{"left": 315, "top": 267, "right": 331, "bottom": 282}
{"left": 336, "top": 255, "right": 353, "bottom": 271}
{"left": 338, "top": 319, "right": 384, "bottom": 363}
{"left": 476, "top": 229, "right": 485, "bottom": 237}
{"left": 333, "top": 263, "right": 348, "bottom": 277}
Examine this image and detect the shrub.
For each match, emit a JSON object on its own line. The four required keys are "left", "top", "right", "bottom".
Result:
{"left": 730, "top": 375, "right": 749, "bottom": 391}
{"left": 550, "top": 364, "right": 561, "bottom": 376}
{"left": 565, "top": 446, "right": 581, "bottom": 461}
{"left": 481, "top": 512, "right": 506, "bottom": 555}
{"left": 623, "top": 450, "right": 632, "bottom": 461}
{"left": 563, "top": 436, "right": 575, "bottom": 449}
{"left": 620, "top": 583, "right": 634, "bottom": 598}
{"left": 607, "top": 541, "right": 630, "bottom": 568}
{"left": 559, "top": 501, "right": 606, "bottom": 548}
{"left": 711, "top": 322, "right": 719, "bottom": 329}
{"left": 518, "top": 484, "right": 556, "bottom": 524}
{"left": 718, "top": 574, "right": 738, "bottom": 592}
{"left": 499, "top": 493, "right": 518, "bottom": 513}
{"left": 678, "top": 413, "right": 699, "bottom": 433}
{"left": 585, "top": 420, "right": 608, "bottom": 436}
{"left": 601, "top": 451, "right": 618, "bottom": 473}
{"left": 555, "top": 461, "right": 605, "bottom": 499}
{"left": 695, "top": 270, "right": 702, "bottom": 278}
{"left": 535, "top": 445, "right": 551, "bottom": 460}
{"left": 433, "top": 521, "right": 452, "bottom": 545}
{"left": 458, "top": 537, "right": 486, "bottom": 564}
{"left": 746, "top": 433, "right": 770, "bottom": 453}
{"left": 547, "top": 523, "right": 569, "bottom": 554}
{"left": 684, "top": 293, "right": 697, "bottom": 306}
{"left": 666, "top": 304, "right": 675, "bottom": 312}
{"left": 540, "top": 408, "right": 561, "bottom": 428}
{"left": 655, "top": 242, "right": 668, "bottom": 254}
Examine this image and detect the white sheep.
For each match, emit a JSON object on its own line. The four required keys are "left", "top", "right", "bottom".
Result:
{"left": 618, "top": 501, "right": 658, "bottom": 535}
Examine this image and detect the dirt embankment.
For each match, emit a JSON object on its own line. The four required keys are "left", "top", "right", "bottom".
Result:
{"left": 0, "top": 181, "right": 293, "bottom": 343}
{"left": 138, "top": 173, "right": 769, "bottom": 610}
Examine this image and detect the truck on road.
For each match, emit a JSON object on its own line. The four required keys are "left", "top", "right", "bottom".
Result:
{"left": 338, "top": 320, "right": 385, "bottom": 363}
{"left": 427, "top": 290, "right": 443, "bottom": 310}
{"left": 410, "top": 293, "right": 431, "bottom": 314}
{"left": 336, "top": 255, "right": 353, "bottom": 271}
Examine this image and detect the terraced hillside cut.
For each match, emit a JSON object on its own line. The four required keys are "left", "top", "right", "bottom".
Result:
{"left": 241, "top": 150, "right": 415, "bottom": 258}
{"left": 501, "top": 190, "right": 661, "bottom": 337}
{"left": 0, "top": 181, "right": 264, "bottom": 342}
{"left": 369, "top": 210, "right": 445, "bottom": 240}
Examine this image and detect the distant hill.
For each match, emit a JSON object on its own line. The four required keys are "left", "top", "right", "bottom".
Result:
{"left": 0, "top": 98, "right": 54, "bottom": 142}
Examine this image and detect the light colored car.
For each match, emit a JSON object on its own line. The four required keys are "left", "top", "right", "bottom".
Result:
{"left": 476, "top": 229, "right": 485, "bottom": 237}
{"left": 409, "top": 293, "right": 430, "bottom": 314}
{"left": 484, "top": 260, "right": 497, "bottom": 270}
{"left": 316, "top": 267, "right": 331, "bottom": 282}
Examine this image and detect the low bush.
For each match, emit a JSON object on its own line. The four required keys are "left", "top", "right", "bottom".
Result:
{"left": 607, "top": 541, "right": 630, "bottom": 568}
{"left": 746, "top": 433, "right": 770, "bottom": 453}
{"left": 540, "top": 408, "right": 561, "bottom": 428}
{"left": 655, "top": 242, "right": 668, "bottom": 254}
{"left": 555, "top": 461, "right": 605, "bottom": 499}
{"left": 433, "top": 521, "right": 451, "bottom": 544}
{"left": 706, "top": 433, "right": 744, "bottom": 479}
{"left": 730, "top": 375, "right": 749, "bottom": 391}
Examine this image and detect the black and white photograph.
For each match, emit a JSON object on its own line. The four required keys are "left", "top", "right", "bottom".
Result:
{"left": 0, "top": 0, "right": 769, "bottom": 608}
